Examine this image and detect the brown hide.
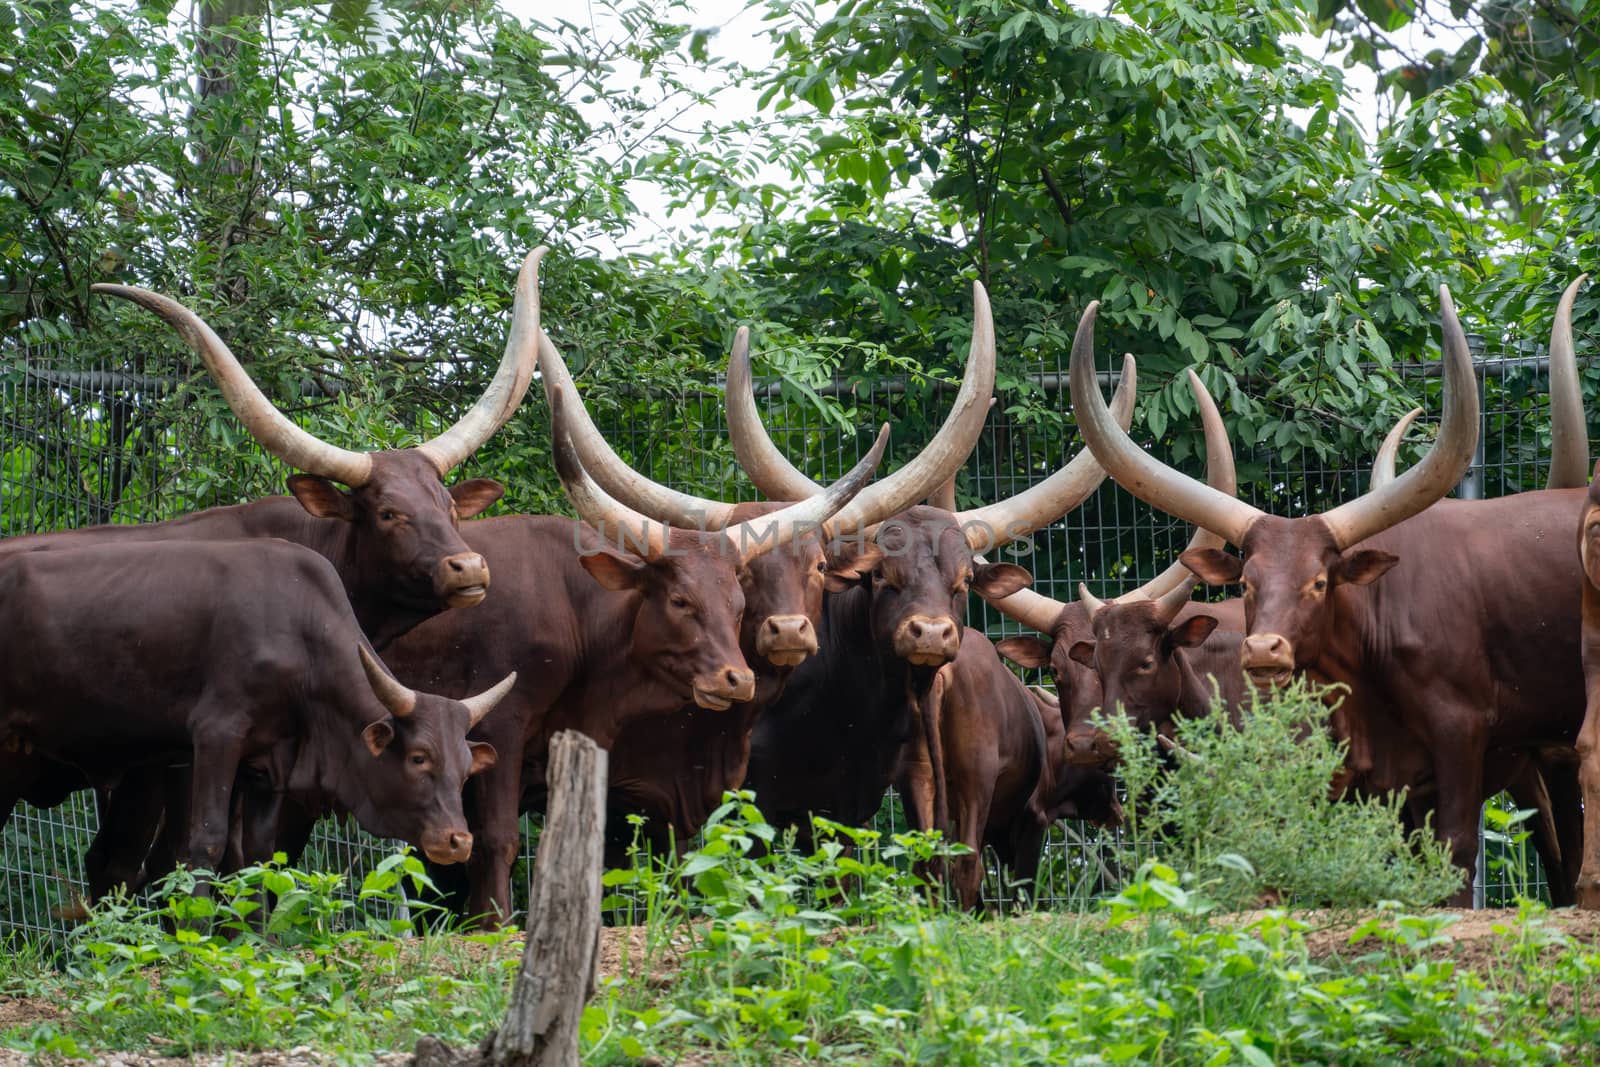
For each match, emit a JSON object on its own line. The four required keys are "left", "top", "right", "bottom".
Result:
{"left": 379, "top": 516, "right": 801, "bottom": 925}
{"left": 1185, "top": 492, "right": 1587, "bottom": 897}
{"left": 997, "top": 598, "right": 1246, "bottom": 767}
{"left": 1576, "top": 474, "right": 1600, "bottom": 906}
{"left": 0, "top": 541, "right": 500, "bottom": 872}
{"left": 908, "top": 631, "right": 1121, "bottom": 911}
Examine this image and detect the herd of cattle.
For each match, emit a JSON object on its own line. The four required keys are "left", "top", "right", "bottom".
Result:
{"left": 3, "top": 247, "right": 1598, "bottom": 923}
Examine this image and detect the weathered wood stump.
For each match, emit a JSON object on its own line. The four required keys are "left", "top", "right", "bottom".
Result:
{"left": 412, "top": 730, "right": 607, "bottom": 1067}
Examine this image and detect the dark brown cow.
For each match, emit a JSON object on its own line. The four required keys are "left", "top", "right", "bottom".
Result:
{"left": 370, "top": 386, "right": 891, "bottom": 925}
{"left": 982, "top": 368, "right": 1244, "bottom": 762}
{"left": 732, "top": 309, "right": 1137, "bottom": 843}
{"left": 0, "top": 250, "right": 541, "bottom": 896}
{"left": 1070, "top": 279, "right": 1595, "bottom": 901}
{"left": 923, "top": 629, "right": 1121, "bottom": 911}
{"left": 541, "top": 287, "right": 1021, "bottom": 858}
{"left": 0, "top": 540, "right": 513, "bottom": 871}
{"left": 1574, "top": 462, "right": 1600, "bottom": 906}
{"left": 1066, "top": 581, "right": 1248, "bottom": 755}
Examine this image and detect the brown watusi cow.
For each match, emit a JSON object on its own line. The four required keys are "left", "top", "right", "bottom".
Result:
{"left": 1574, "top": 461, "right": 1600, "bottom": 906}
{"left": 0, "top": 251, "right": 543, "bottom": 897}
{"left": 983, "top": 368, "right": 1245, "bottom": 764}
{"left": 546, "top": 286, "right": 1053, "bottom": 860}
{"left": 1066, "top": 579, "right": 1248, "bottom": 756}
{"left": 922, "top": 629, "right": 1121, "bottom": 911}
{"left": 1070, "top": 278, "right": 1593, "bottom": 903}
{"left": 367, "top": 387, "right": 891, "bottom": 926}
{"left": 732, "top": 308, "right": 1137, "bottom": 843}
{"left": 0, "top": 540, "right": 513, "bottom": 871}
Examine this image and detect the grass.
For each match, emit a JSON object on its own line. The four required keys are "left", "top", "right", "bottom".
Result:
{"left": 0, "top": 687, "right": 1593, "bottom": 1064}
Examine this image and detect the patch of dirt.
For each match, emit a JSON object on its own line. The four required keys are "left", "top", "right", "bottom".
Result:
{"left": 596, "top": 923, "right": 691, "bottom": 986}
{"left": 0, "top": 995, "right": 62, "bottom": 1032}
{"left": 1286, "top": 907, "right": 1600, "bottom": 960}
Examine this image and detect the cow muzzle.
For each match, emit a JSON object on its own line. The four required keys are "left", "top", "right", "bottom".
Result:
{"left": 756, "top": 614, "right": 818, "bottom": 668}
{"left": 437, "top": 552, "right": 491, "bottom": 607}
{"left": 1241, "top": 633, "right": 1295, "bottom": 689}
{"left": 421, "top": 827, "right": 474, "bottom": 865}
{"left": 692, "top": 667, "right": 756, "bottom": 711}
{"left": 1063, "top": 728, "right": 1117, "bottom": 767}
{"left": 893, "top": 614, "right": 960, "bottom": 667}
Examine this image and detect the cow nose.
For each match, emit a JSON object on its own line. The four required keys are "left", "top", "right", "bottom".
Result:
{"left": 692, "top": 667, "right": 756, "bottom": 710}
{"left": 756, "top": 614, "right": 818, "bottom": 667}
{"left": 422, "top": 828, "right": 474, "bottom": 865}
{"left": 1241, "top": 633, "right": 1295, "bottom": 688}
{"left": 893, "top": 614, "right": 961, "bottom": 667}
{"left": 1063, "top": 731, "right": 1111, "bottom": 766}
{"left": 437, "top": 553, "right": 490, "bottom": 606}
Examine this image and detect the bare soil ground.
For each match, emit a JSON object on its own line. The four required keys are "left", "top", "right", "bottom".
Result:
{"left": 4, "top": 910, "right": 1597, "bottom": 1065}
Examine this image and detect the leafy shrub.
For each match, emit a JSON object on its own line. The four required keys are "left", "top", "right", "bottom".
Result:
{"left": 1101, "top": 678, "right": 1465, "bottom": 909}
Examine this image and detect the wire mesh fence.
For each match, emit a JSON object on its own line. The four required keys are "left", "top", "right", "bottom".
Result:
{"left": 0, "top": 324, "right": 1563, "bottom": 942}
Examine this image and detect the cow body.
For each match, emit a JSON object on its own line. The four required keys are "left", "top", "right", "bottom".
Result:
{"left": 926, "top": 629, "right": 1120, "bottom": 910}
{"left": 0, "top": 541, "right": 499, "bottom": 872}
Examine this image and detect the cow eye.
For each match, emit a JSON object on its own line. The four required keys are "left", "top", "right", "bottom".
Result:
{"left": 670, "top": 594, "right": 691, "bottom": 610}
{"left": 815, "top": 560, "right": 827, "bottom": 574}
{"left": 409, "top": 752, "right": 428, "bottom": 767}
{"left": 1313, "top": 578, "right": 1328, "bottom": 593}
{"left": 380, "top": 509, "right": 397, "bottom": 522}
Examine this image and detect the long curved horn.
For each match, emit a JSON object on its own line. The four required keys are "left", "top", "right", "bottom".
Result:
{"left": 93, "top": 284, "right": 376, "bottom": 487}
{"left": 1370, "top": 407, "right": 1422, "bottom": 491}
{"left": 726, "top": 425, "right": 891, "bottom": 566}
{"left": 549, "top": 386, "right": 667, "bottom": 559}
{"left": 725, "top": 282, "right": 997, "bottom": 529}
{"left": 358, "top": 645, "right": 417, "bottom": 718}
{"left": 416, "top": 247, "right": 546, "bottom": 476}
{"left": 1319, "top": 285, "right": 1478, "bottom": 549}
{"left": 1070, "top": 304, "right": 1266, "bottom": 546}
{"left": 726, "top": 328, "right": 823, "bottom": 500}
{"left": 926, "top": 476, "right": 957, "bottom": 512}
{"left": 460, "top": 672, "right": 518, "bottom": 728}
{"left": 537, "top": 330, "right": 740, "bottom": 528}
{"left": 1121, "top": 368, "right": 1237, "bottom": 599}
{"left": 983, "top": 585, "right": 1071, "bottom": 635}
{"left": 1546, "top": 274, "right": 1589, "bottom": 491}
{"left": 1077, "top": 582, "right": 1107, "bottom": 618}
{"left": 954, "top": 356, "right": 1136, "bottom": 552}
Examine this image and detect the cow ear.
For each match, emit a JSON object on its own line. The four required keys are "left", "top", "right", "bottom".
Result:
{"left": 826, "top": 539, "right": 885, "bottom": 582}
{"left": 450, "top": 478, "right": 505, "bottom": 519}
{"left": 1068, "top": 641, "right": 1097, "bottom": 668}
{"left": 467, "top": 741, "right": 498, "bottom": 776}
{"left": 972, "top": 562, "right": 1033, "bottom": 599}
{"left": 1167, "top": 614, "right": 1218, "bottom": 649}
{"left": 995, "top": 635, "right": 1053, "bottom": 669}
{"left": 579, "top": 547, "right": 649, "bottom": 591}
{"left": 1178, "top": 547, "right": 1243, "bottom": 585}
{"left": 362, "top": 719, "right": 396, "bottom": 757}
{"left": 288, "top": 474, "right": 356, "bottom": 521}
{"left": 1334, "top": 549, "right": 1399, "bottom": 587}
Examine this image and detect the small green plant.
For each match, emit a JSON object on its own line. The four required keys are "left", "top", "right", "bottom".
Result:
{"left": 1482, "top": 794, "right": 1541, "bottom": 905}
{"left": 1100, "top": 677, "right": 1465, "bottom": 910}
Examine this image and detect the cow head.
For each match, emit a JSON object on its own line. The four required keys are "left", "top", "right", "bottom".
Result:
{"left": 1064, "top": 582, "right": 1218, "bottom": 763}
{"left": 1068, "top": 287, "right": 1479, "bottom": 690}
{"left": 539, "top": 282, "right": 1019, "bottom": 678}
{"left": 987, "top": 366, "right": 1237, "bottom": 742}
{"left": 549, "top": 387, "right": 889, "bottom": 710}
{"left": 91, "top": 248, "right": 545, "bottom": 622}
{"left": 342, "top": 646, "right": 508, "bottom": 865}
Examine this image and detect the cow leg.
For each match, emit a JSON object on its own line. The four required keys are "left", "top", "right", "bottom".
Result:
{"left": 1542, "top": 756, "right": 1583, "bottom": 907}
{"left": 1425, "top": 706, "right": 1487, "bottom": 906}
{"left": 186, "top": 727, "right": 248, "bottom": 874}
{"left": 950, "top": 789, "right": 991, "bottom": 913}
{"left": 463, "top": 760, "right": 524, "bottom": 930}
{"left": 1001, "top": 821, "right": 1047, "bottom": 911}
{"left": 84, "top": 768, "right": 168, "bottom": 900}
{"left": 1576, "top": 678, "right": 1600, "bottom": 908}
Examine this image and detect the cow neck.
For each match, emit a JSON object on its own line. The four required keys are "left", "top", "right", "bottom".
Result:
{"left": 561, "top": 588, "right": 690, "bottom": 750}
{"left": 283, "top": 706, "right": 375, "bottom": 818}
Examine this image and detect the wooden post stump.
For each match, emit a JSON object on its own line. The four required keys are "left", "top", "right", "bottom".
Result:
{"left": 413, "top": 730, "right": 607, "bottom": 1067}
